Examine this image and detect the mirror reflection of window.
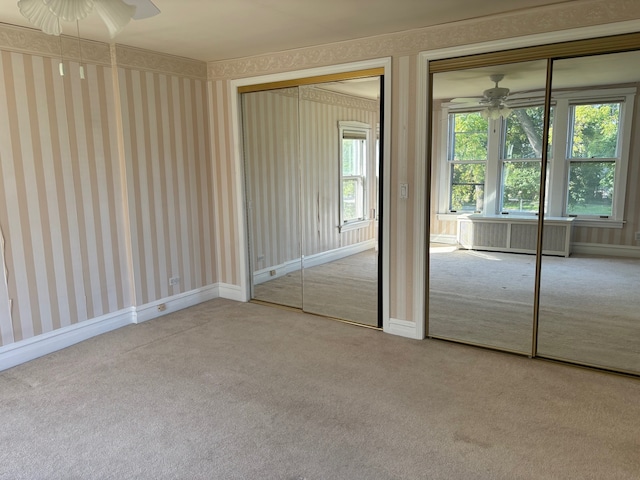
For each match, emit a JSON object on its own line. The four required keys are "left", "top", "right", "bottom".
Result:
{"left": 447, "top": 111, "right": 487, "bottom": 213}
{"left": 339, "top": 121, "right": 371, "bottom": 228}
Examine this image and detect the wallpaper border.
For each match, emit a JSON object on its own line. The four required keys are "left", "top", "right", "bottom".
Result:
{"left": 207, "top": 0, "right": 640, "bottom": 79}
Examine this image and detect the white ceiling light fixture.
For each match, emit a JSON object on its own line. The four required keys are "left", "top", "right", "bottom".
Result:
{"left": 17, "top": 0, "right": 160, "bottom": 38}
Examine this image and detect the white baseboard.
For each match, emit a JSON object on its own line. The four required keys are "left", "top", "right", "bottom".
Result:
{"left": 253, "top": 239, "right": 377, "bottom": 284}
{"left": 134, "top": 284, "right": 220, "bottom": 323}
{"left": 571, "top": 242, "right": 640, "bottom": 258}
{"left": 218, "top": 283, "right": 247, "bottom": 302}
{"left": 0, "top": 308, "right": 134, "bottom": 372}
{"left": 1, "top": 283, "right": 228, "bottom": 372}
{"left": 386, "top": 318, "right": 422, "bottom": 339}
{"left": 303, "top": 239, "right": 376, "bottom": 269}
{"left": 254, "top": 258, "right": 301, "bottom": 285}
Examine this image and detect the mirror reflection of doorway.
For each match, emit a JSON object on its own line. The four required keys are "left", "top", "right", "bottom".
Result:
{"left": 242, "top": 75, "right": 382, "bottom": 328}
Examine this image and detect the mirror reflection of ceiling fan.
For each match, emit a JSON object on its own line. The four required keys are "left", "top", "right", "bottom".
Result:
{"left": 18, "top": 0, "right": 161, "bottom": 37}
{"left": 450, "top": 74, "right": 513, "bottom": 120}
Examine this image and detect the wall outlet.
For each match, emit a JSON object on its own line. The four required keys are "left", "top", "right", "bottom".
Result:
{"left": 635, "top": 232, "right": 640, "bottom": 242}
{"left": 157, "top": 303, "right": 167, "bottom": 312}
{"left": 169, "top": 276, "right": 180, "bottom": 286}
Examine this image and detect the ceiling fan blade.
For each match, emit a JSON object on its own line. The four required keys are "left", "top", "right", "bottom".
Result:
{"left": 124, "top": 0, "right": 160, "bottom": 19}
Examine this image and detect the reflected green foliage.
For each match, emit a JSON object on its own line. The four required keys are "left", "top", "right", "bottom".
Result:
{"left": 449, "top": 112, "right": 487, "bottom": 211}
{"left": 450, "top": 103, "right": 620, "bottom": 215}
{"left": 502, "top": 162, "right": 541, "bottom": 212}
{"left": 568, "top": 103, "right": 620, "bottom": 215}
{"left": 342, "top": 179, "right": 357, "bottom": 221}
{"left": 568, "top": 161, "right": 615, "bottom": 216}
{"left": 451, "top": 163, "right": 485, "bottom": 211}
{"left": 342, "top": 139, "right": 355, "bottom": 175}
{"left": 450, "top": 112, "right": 488, "bottom": 161}
{"left": 502, "top": 107, "right": 547, "bottom": 212}
{"left": 570, "top": 103, "right": 620, "bottom": 159}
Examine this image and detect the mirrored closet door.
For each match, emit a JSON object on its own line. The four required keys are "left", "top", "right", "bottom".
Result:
{"left": 537, "top": 50, "right": 640, "bottom": 375}
{"left": 427, "top": 33, "right": 640, "bottom": 376}
{"left": 428, "top": 60, "right": 548, "bottom": 354}
{"left": 242, "top": 87, "right": 302, "bottom": 309}
{"left": 242, "top": 76, "right": 382, "bottom": 327}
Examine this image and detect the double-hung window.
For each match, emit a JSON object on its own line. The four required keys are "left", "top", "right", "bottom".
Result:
{"left": 447, "top": 111, "right": 487, "bottom": 213}
{"left": 565, "top": 102, "right": 621, "bottom": 218}
{"left": 339, "top": 121, "right": 370, "bottom": 227}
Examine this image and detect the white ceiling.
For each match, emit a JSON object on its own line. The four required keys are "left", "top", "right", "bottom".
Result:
{"left": 0, "top": 0, "right": 580, "bottom": 62}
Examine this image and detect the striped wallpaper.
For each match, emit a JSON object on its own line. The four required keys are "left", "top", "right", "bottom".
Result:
{"left": 208, "top": 79, "right": 239, "bottom": 287}
{"left": 299, "top": 86, "right": 378, "bottom": 256}
{"left": 242, "top": 86, "right": 378, "bottom": 273}
{"left": 0, "top": 53, "right": 129, "bottom": 346}
{"left": 118, "top": 68, "right": 216, "bottom": 305}
{"left": 0, "top": 39, "right": 216, "bottom": 348}
{"left": 242, "top": 88, "right": 301, "bottom": 272}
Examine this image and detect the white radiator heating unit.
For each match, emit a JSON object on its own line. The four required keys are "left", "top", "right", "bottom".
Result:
{"left": 457, "top": 215, "right": 574, "bottom": 257}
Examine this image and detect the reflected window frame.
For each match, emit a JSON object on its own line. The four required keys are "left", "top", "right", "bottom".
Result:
{"left": 338, "top": 121, "right": 372, "bottom": 231}
{"left": 439, "top": 87, "right": 636, "bottom": 224}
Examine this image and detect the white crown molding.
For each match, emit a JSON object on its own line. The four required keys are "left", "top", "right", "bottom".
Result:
{"left": 114, "top": 44, "right": 207, "bottom": 79}
{"left": 207, "top": 0, "right": 640, "bottom": 80}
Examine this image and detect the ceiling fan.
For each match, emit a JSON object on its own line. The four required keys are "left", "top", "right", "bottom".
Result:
{"left": 18, "top": 0, "right": 161, "bottom": 38}
{"left": 450, "top": 74, "right": 513, "bottom": 119}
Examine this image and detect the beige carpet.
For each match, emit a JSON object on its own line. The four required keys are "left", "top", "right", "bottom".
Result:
{"left": 1, "top": 299, "right": 639, "bottom": 479}
{"left": 429, "top": 247, "right": 640, "bottom": 373}
{"left": 254, "top": 249, "right": 379, "bottom": 327}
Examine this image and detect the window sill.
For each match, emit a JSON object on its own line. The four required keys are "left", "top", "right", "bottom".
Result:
{"left": 437, "top": 213, "right": 624, "bottom": 228}
{"left": 339, "top": 219, "right": 373, "bottom": 233}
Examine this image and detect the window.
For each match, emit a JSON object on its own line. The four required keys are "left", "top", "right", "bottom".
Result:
{"left": 448, "top": 112, "right": 487, "bottom": 212}
{"left": 339, "top": 121, "right": 371, "bottom": 228}
{"left": 441, "top": 89, "right": 634, "bottom": 225}
{"left": 566, "top": 102, "right": 621, "bottom": 217}
{"left": 500, "top": 106, "right": 549, "bottom": 213}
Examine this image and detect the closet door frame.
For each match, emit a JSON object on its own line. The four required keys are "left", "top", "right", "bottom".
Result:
{"left": 229, "top": 58, "right": 392, "bottom": 333}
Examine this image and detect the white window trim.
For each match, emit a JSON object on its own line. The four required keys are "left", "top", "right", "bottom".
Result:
{"left": 338, "top": 120, "right": 371, "bottom": 231}
{"left": 439, "top": 87, "right": 636, "bottom": 227}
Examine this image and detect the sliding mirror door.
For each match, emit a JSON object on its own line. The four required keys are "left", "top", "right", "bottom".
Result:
{"left": 429, "top": 60, "right": 548, "bottom": 353}
{"left": 242, "top": 88, "right": 302, "bottom": 308}
{"left": 299, "top": 79, "right": 381, "bottom": 327}
{"left": 242, "top": 76, "right": 382, "bottom": 327}
{"left": 538, "top": 51, "right": 640, "bottom": 374}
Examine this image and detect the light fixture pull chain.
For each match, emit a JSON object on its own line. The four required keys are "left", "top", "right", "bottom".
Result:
{"left": 58, "top": 19, "right": 64, "bottom": 76}
{"left": 76, "top": 20, "right": 85, "bottom": 80}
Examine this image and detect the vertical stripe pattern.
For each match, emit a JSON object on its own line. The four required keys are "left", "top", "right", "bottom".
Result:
{"left": 0, "top": 53, "right": 127, "bottom": 344}
{"left": 241, "top": 87, "right": 378, "bottom": 273}
{"left": 118, "top": 68, "right": 216, "bottom": 305}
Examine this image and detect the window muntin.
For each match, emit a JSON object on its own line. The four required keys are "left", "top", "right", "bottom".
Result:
{"left": 448, "top": 111, "right": 488, "bottom": 212}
